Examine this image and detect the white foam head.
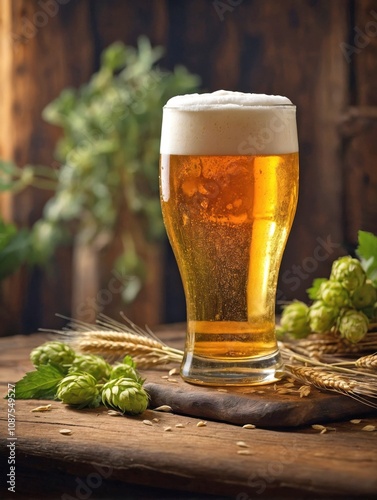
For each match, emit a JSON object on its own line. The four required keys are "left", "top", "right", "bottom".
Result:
{"left": 160, "top": 90, "right": 298, "bottom": 155}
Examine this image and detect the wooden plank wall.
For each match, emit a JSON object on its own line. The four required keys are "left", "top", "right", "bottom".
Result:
{"left": 0, "top": 0, "right": 376, "bottom": 334}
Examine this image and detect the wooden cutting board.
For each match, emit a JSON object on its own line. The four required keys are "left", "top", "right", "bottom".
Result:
{"left": 144, "top": 371, "right": 377, "bottom": 428}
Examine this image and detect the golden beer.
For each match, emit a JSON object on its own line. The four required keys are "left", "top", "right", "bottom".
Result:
{"left": 160, "top": 91, "right": 298, "bottom": 385}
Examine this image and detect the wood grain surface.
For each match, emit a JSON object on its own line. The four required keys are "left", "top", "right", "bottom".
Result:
{"left": 1, "top": 330, "right": 377, "bottom": 499}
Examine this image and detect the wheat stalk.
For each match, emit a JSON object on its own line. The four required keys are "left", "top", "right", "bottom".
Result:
{"left": 287, "top": 332, "right": 377, "bottom": 359}
{"left": 42, "top": 314, "right": 377, "bottom": 409}
{"left": 285, "top": 365, "right": 377, "bottom": 409}
{"left": 41, "top": 313, "right": 184, "bottom": 368}
{"left": 355, "top": 353, "right": 377, "bottom": 369}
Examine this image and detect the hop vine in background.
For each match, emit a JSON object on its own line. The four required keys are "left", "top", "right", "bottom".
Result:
{"left": 279, "top": 231, "right": 377, "bottom": 343}
{"left": 0, "top": 37, "right": 200, "bottom": 303}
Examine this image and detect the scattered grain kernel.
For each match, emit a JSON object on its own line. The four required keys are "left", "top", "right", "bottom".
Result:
{"left": 161, "top": 375, "right": 169, "bottom": 379}
{"left": 237, "top": 449, "right": 252, "bottom": 455}
{"left": 175, "top": 423, "right": 185, "bottom": 428}
{"left": 312, "top": 424, "right": 326, "bottom": 431}
{"left": 168, "top": 368, "right": 178, "bottom": 376}
{"left": 154, "top": 405, "right": 173, "bottom": 412}
{"left": 59, "top": 429, "right": 72, "bottom": 435}
{"left": 284, "top": 382, "right": 295, "bottom": 388}
{"left": 163, "top": 426, "right": 172, "bottom": 432}
{"left": 107, "top": 410, "right": 121, "bottom": 416}
{"left": 257, "top": 390, "right": 265, "bottom": 394}
{"left": 277, "top": 389, "right": 289, "bottom": 395}
{"left": 196, "top": 421, "right": 207, "bottom": 427}
{"left": 167, "top": 378, "right": 178, "bottom": 383}
{"left": 142, "top": 419, "right": 153, "bottom": 426}
{"left": 299, "top": 385, "right": 311, "bottom": 398}
{"left": 362, "top": 425, "right": 376, "bottom": 432}
{"left": 236, "top": 441, "right": 249, "bottom": 448}
{"left": 152, "top": 418, "right": 160, "bottom": 423}
{"left": 242, "top": 424, "right": 256, "bottom": 429}
{"left": 320, "top": 428, "right": 327, "bottom": 434}
{"left": 350, "top": 419, "right": 362, "bottom": 424}
{"left": 217, "top": 388, "right": 228, "bottom": 393}
{"left": 31, "top": 404, "right": 52, "bottom": 412}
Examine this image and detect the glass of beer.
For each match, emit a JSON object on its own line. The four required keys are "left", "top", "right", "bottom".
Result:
{"left": 159, "top": 90, "right": 298, "bottom": 385}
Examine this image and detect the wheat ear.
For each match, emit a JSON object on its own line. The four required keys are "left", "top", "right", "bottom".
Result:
{"left": 285, "top": 365, "right": 377, "bottom": 409}
{"left": 40, "top": 313, "right": 184, "bottom": 368}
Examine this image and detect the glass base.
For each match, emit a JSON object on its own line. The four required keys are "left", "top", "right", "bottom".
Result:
{"left": 180, "top": 350, "right": 283, "bottom": 386}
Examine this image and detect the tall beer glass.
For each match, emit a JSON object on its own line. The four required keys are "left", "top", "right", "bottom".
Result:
{"left": 160, "top": 91, "right": 298, "bottom": 385}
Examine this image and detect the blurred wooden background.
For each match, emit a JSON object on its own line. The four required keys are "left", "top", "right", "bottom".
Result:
{"left": 1, "top": 0, "right": 377, "bottom": 335}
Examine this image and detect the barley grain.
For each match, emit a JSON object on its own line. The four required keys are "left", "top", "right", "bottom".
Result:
{"left": 362, "top": 425, "right": 376, "bottom": 432}
{"left": 59, "top": 429, "right": 72, "bottom": 435}
{"left": 154, "top": 405, "right": 173, "bottom": 412}
{"left": 31, "top": 404, "right": 52, "bottom": 412}
{"left": 236, "top": 441, "right": 249, "bottom": 448}
{"left": 142, "top": 419, "right": 153, "bottom": 426}
{"left": 312, "top": 424, "right": 326, "bottom": 431}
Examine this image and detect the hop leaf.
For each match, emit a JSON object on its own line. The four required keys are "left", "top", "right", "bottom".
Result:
{"left": 30, "top": 341, "right": 75, "bottom": 373}
{"left": 330, "top": 256, "right": 366, "bottom": 292}
{"left": 338, "top": 310, "right": 369, "bottom": 344}
{"left": 68, "top": 354, "right": 111, "bottom": 382}
{"left": 101, "top": 377, "right": 149, "bottom": 415}
{"left": 56, "top": 372, "right": 101, "bottom": 408}
{"left": 308, "top": 301, "right": 338, "bottom": 333}
{"left": 279, "top": 301, "right": 311, "bottom": 338}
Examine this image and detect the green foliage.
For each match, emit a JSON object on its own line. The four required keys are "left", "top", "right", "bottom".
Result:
{"left": 0, "top": 38, "right": 200, "bottom": 303}
{"left": 0, "top": 219, "right": 31, "bottom": 280}
{"left": 12, "top": 364, "right": 65, "bottom": 400}
{"left": 356, "top": 230, "right": 377, "bottom": 286}
{"left": 281, "top": 231, "right": 377, "bottom": 342}
{"left": 10, "top": 340, "right": 148, "bottom": 415}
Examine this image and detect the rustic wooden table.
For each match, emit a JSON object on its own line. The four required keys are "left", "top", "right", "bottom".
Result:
{"left": 1, "top": 327, "right": 377, "bottom": 500}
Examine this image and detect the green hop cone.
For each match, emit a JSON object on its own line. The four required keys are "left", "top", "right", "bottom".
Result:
{"left": 56, "top": 372, "right": 101, "bottom": 408}
{"left": 338, "top": 309, "right": 369, "bottom": 344}
{"left": 110, "top": 363, "right": 144, "bottom": 384}
{"left": 330, "top": 256, "right": 366, "bottom": 292}
{"left": 30, "top": 341, "right": 75, "bottom": 373}
{"left": 317, "top": 280, "right": 351, "bottom": 308}
{"left": 352, "top": 283, "right": 377, "bottom": 310}
{"left": 280, "top": 301, "right": 311, "bottom": 338}
{"left": 69, "top": 354, "right": 111, "bottom": 382}
{"left": 101, "top": 377, "right": 149, "bottom": 415}
{"left": 308, "top": 301, "right": 338, "bottom": 333}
